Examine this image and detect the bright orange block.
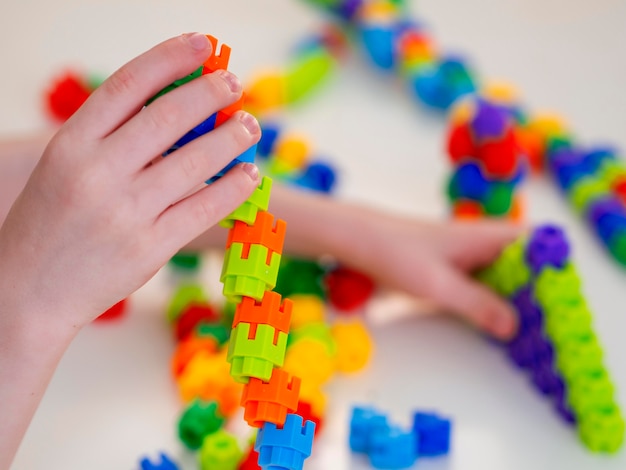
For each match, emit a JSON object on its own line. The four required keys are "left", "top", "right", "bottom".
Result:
{"left": 241, "top": 368, "right": 301, "bottom": 428}
{"left": 233, "top": 291, "right": 293, "bottom": 334}
{"left": 204, "top": 35, "right": 231, "bottom": 72}
{"left": 227, "top": 211, "right": 287, "bottom": 257}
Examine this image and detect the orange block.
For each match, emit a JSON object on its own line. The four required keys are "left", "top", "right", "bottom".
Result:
{"left": 215, "top": 93, "right": 246, "bottom": 127}
{"left": 452, "top": 200, "right": 484, "bottom": 220}
{"left": 241, "top": 368, "right": 301, "bottom": 428}
{"left": 204, "top": 35, "right": 231, "bottom": 72}
{"left": 171, "top": 335, "right": 218, "bottom": 378}
{"left": 227, "top": 211, "right": 287, "bottom": 256}
{"left": 233, "top": 291, "right": 293, "bottom": 334}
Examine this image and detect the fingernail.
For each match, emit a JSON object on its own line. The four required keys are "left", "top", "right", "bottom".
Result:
{"left": 184, "top": 32, "right": 210, "bottom": 51}
{"left": 216, "top": 69, "right": 242, "bottom": 93}
{"left": 240, "top": 163, "right": 260, "bottom": 183}
{"left": 238, "top": 111, "right": 260, "bottom": 135}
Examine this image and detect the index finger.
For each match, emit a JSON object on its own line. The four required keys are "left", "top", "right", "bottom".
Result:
{"left": 64, "top": 33, "right": 214, "bottom": 140}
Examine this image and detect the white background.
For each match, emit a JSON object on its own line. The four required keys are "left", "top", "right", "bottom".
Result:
{"left": 2, "top": 0, "right": 626, "bottom": 469}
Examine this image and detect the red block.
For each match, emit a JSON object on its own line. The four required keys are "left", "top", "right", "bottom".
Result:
{"left": 45, "top": 71, "right": 92, "bottom": 122}
{"left": 325, "top": 266, "right": 376, "bottom": 312}
{"left": 446, "top": 123, "right": 476, "bottom": 164}
{"left": 95, "top": 298, "right": 128, "bottom": 322}
{"left": 477, "top": 128, "right": 520, "bottom": 178}
{"left": 296, "top": 401, "right": 323, "bottom": 437}
{"left": 238, "top": 447, "right": 261, "bottom": 470}
{"left": 175, "top": 303, "right": 220, "bottom": 341}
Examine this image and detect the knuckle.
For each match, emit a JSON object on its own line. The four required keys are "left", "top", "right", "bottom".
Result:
{"left": 192, "top": 198, "right": 218, "bottom": 227}
{"left": 146, "top": 99, "right": 181, "bottom": 131}
{"left": 106, "top": 65, "right": 138, "bottom": 97}
{"left": 179, "top": 153, "right": 202, "bottom": 179}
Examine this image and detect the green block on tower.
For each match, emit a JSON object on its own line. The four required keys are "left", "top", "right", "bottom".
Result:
{"left": 221, "top": 242, "right": 281, "bottom": 302}
{"left": 227, "top": 322, "right": 287, "bottom": 384}
{"left": 220, "top": 176, "right": 273, "bottom": 228}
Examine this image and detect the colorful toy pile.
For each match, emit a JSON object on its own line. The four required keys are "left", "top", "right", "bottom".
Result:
{"left": 476, "top": 224, "right": 624, "bottom": 452}
{"left": 349, "top": 405, "right": 451, "bottom": 469}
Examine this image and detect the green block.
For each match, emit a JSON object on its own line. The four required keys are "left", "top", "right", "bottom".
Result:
{"left": 568, "top": 176, "right": 610, "bottom": 215}
{"left": 578, "top": 404, "right": 625, "bottom": 453}
{"left": 199, "top": 429, "right": 243, "bottom": 470}
{"left": 227, "top": 322, "right": 287, "bottom": 383}
{"left": 555, "top": 333, "right": 604, "bottom": 382}
{"left": 494, "top": 238, "right": 531, "bottom": 297}
{"left": 567, "top": 369, "right": 615, "bottom": 417}
{"left": 597, "top": 159, "right": 626, "bottom": 186}
{"left": 169, "top": 251, "right": 202, "bottom": 272}
{"left": 285, "top": 48, "right": 335, "bottom": 104}
{"left": 608, "top": 231, "right": 626, "bottom": 266}
{"left": 146, "top": 65, "right": 204, "bottom": 105}
{"left": 178, "top": 399, "right": 225, "bottom": 450}
{"left": 543, "top": 298, "right": 593, "bottom": 345}
{"left": 545, "top": 135, "right": 573, "bottom": 155}
{"left": 534, "top": 263, "right": 582, "bottom": 310}
{"left": 196, "top": 322, "right": 230, "bottom": 346}
{"left": 220, "top": 176, "right": 273, "bottom": 228}
{"left": 220, "top": 242, "right": 281, "bottom": 302}
{"left": 446, "top": 171, "right": 461, "bottom": 202}
{"left": 166, "top": 283, "right": 209, "bottom": 323}
{"left": 288, "top": 322, "right": 337, "bottom": 356}
{"left": 483, "top": 181, "right": 513, "bottom": 216}
{"left": 275, "top": 256, "right": 326, "bottom": 299}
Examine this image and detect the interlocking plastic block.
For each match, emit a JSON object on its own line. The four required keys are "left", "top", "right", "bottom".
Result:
{"left": 221, "top": 242, "right": 281, "bottom": 302}
{"left": 175, "top": 303, "right": 220, "bottom": 341}
{"left": 287, "top": 322, "right": 337, "bottom": 356}
{"left": 257, "top": 123, "right": 280, "bottom": 158}
{"left": 241, "top": 368, "right": 301, "bottom": 427}
{"left": 525, "top": 225, "right": 570, "bottom": 274}
{"left": 199, "top": 429, "right": 243, "bottom": 470}
{"left": 227, "top": 322, "right": 288, "bottom": 383}
{"left": 412, "top": 412, "right": 452, "bottom": 456}
{"left": 446, "top": 122, "right": 475, "bottom": 164}
{"left": 579, "top": 404, "right": 625, "bottom": 453}
{"left": 331, "top": 319, "right": 373, "bottom": 373}
{"left": 139, "top": 452, "right": 179, "bottom": 470}
{"left": 239, "top": 446, "right": 262, "bottom": 470}
{"left": 178, "top": 399, "right": 225, "bottom": 450}
{"left": 324, "top": 265, "right": 376, "bottom": 312}
{"left": 95, "top": 297, "right": 128, "bottom": 321}
{"left": 274, "top": 135, "right": 310, "bottom": 171}
{"left": 171, "top": 335, "right": 218, "bottom": 378}
{"left": 233, "top": 291, "right": 293, "bottom": 334}
{"left": 254, "top": 413, "right": 315, "bottom": 470}
{"left": 177, "top": 349, "right": 241, "bottom": 405}
{"left": 166, "top": 283, "right": 209, "bottom": 323}
{"left": 275, "top": 256, "right": 327, "bottom": 299}
{"left": 447, "top": 161, "right": 490, "bottom": 202}
{"left": 289, "top": 294, "right": 325, "bottom": 330}
{"left": 169, "top": 251, "right": 202, "bottom": 272}
{"left": 349, "top": 406, "right": 389, "bottom": 454}
{"left": 195, "top": 322, "right": 231, "bottom": 346}
{"left": 369, "top": 425, "right": 418, "bottom": 469}
{"left": 204, "top": 35, "right": 232, "bottom": 72}
{"left": 45, "top": 71, "right": 93, "bottom": 122}
{"left": 227, "top": 211, "right": 287, "bottom": 256}
{"left": 296, "top": 400, "right": 324, "bottom": 437}
{"left": 220, "top": 176, "right": 273, "bottom": 228}
{"left": 470, "top": 100, "right": 508, "bottom": 141}
{"left": 294, "top": 160, "right": 338, "bottom": 193}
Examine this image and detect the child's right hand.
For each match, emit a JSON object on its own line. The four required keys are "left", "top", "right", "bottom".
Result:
{"left": 0, "top": 33, "right": 261, "bottom": 332}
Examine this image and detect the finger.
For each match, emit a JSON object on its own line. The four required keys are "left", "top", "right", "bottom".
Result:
{"left": 135, "top": 110, "right": 260, "bottom": 212}
{"left": 447, "top": 220, "right": 527, "bottom": 269}
{"left": 65, "top": 33, "right": 213, "bottom": 140}
{"left": 427, "top": 263, "right": 518, "bottom": 340}
{"left": 105, "top": 68, "right": 244, "bottom": 172}
{"left": 152, "top": 162, "right": 260, "bottom": 254}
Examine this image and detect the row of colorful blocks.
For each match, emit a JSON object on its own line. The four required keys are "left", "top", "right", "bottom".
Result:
{"left": 477, "top": 224, "right": 625, "bottom": 452}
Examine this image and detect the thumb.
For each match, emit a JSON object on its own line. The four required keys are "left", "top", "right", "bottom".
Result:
{"left": 430, "top": 264, "right": 518, "bottom": 340}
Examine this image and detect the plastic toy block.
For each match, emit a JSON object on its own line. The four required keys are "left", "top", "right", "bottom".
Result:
{"left": 298, "top": 381, "right": 327, "bottom": 417}
{"left": 139, "top": 452, "right": 179, "bottom": 470}
{"left": 284, "top": 338, "right": 336, "bottom": 387}
{"left": 349, "top": 406, "right": 389, "bottom": 454}
{"left": 285, "top": 46, "right": 337, "bottom": 104}
{"left": 95, "top": 297, "right": 128, "bottom": 321}
{"left": 227, "top": 322, "right": 288, "bottom": 383}
{"left": 175, "top": 303, "right": 220, "bottom": 341}
{"left": 241, "top": 368, "right": 302, "bottom": 427}
{"left": 215, "top": 93, "right": 246, "bottom": 127}
{"left": 412, "top": 412, "right": 452, "bottom": 456}
{"left": 45, "top": 71, "right": 94, "bottom": 122}
{"left": 178, "top": 399, "right": 225, "bottom": 450}
{"left": 195, "top": 322, "right": 231, "bottom": 346}
{"left": 451, "top": 199, "right": 483, "bottom": 219}
{"left": 482, "top": 181, "right": 514, "bottom": 216}
{"left": 171, "top": 335, "right": 218, "bottom": 378}
{"left": 525, "top": 225, "right": 569, "bottom": 274}
{"left": 567, "top": 369, "right": 615, "bottom": 416}
{"left": 169, "top": 251, "right": 202, "bottom": 272}
{"left": 166, "top": 283, "right": 209, "bottom": 323}
{"left": 227, "top": 211, "right": 287, "bottom": 256}
{"left": 294, "top": 160, "right": 338, "bottom": 194}
{"left": 239, "top": 446, "right": 262, "bottom": 470}
{"left": 274, "top": 135, "right": 310, "bottom": 171}
{"left": 275, "top": 256, "right": 327, "bottom": 299}
{"left": 331, "top": 319, "right": 373, "bottom": 373}
{"left": 369, "top": 425, "right": 418, "bottom": 469}
{"left": 289, "top": 294, "right": 325, "bottom": 330}
{"left": 220, "top": 176, "right": 273, "bottom": 228}
{"left": 199, "top": 429, "right": 243, "bottom": 470}
{"left": 533, "top": 263, "right": 582, "bottom": 309}
{"left": 233, "top": 291, "right": 293, "bottom": 334}
{"left": 448, "top": 161, "right": 490, "bottom": 201}
{"left": 296, "top": 400, "right": 324, "bottom": 437}
{"left": 221, "top": 242, "right": 282, "bottom": 302}
{"left": 324, "top": 265, "right": 376, "bottom": 312}
{"left": 203, "top": 35, "right": 231, "bottom": 72}
{"left": 254, "top": 413, "right": 316, "bottom": 470}
{"left": 578, "top": 405, "right": 625, "bottom": 453}
{"left": 244, "top": 72, "right": 287, "bottom": 114}
{"left": 470, "top": 100, "right": 508, "bottom": 141}
{"left": 569, "top": 177, "right": 611, "bottom": 215}
{"left": 287, "top": 321, "right": 336, "bottom": 353}
{"left": 178, "top": 349, "right": 241, "bottom": 404}
{"left": 257, "top": 123, "right": 280, "bottom": 158}
{"left": 446, "top": 122, "right": 475, "bottom": 164}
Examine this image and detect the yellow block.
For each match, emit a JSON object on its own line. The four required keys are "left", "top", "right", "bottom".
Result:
{"left": 331, "top": 319, "right": 374, "bottom": 373}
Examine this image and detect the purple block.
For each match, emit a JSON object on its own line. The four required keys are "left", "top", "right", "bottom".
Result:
{"left": 587, "top": 196, "right": 626, "bottom": 224}
{"left": 507, "top": 331, "right": 537, "bottom": 369}
{"left": 530, "top": 333, "right": 554, "bottom": 366}
{"left": 525, "top": 225, "right": 570, "bottom": 273}
{"left": 555, "top": 398, "right": 578, "bottom": 426}
{"left": 530, "top": 360, "right": 563, "bottom": 396}
{"left": 470, "top": 100, "right": 508, "bottom": 141}
{"left": 511, "top": 286, "right": 543, "bottom": 333}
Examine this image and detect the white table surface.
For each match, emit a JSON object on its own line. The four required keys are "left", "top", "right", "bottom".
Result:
{"left": 3, "top": 0, "right": 626, "bottom": 469}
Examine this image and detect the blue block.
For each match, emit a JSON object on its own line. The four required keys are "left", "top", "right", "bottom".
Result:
{"left": 369, "top": 425, "right": 418, "bottom": 469}
{"left": 349, "top": 406, "right": 389, "bottom": 454}
{"left": 139, "top": 452, "right": 179, "bottom": 470}
{"left": 412, "top": 412, "right": 452, "bottom": 456}
{"left": 293, "top": 160, "right": 338, "bottom": 194}
{"left": 454, "top": 162, "right": 490, "bottom": 200}
{"left": 255, "top": 413, "right": 315, "bottom": 470}
{"left": 193, "top": 113, "right": 217, "bottom": 136}
{"left": 206, "top": 144, "right": 258, "bottom": 184}
{"left": 257, "top": 123, "right": 280, "bottom": 158}
{"left": 360, "top": 26, "right": 396, "bottom": 70}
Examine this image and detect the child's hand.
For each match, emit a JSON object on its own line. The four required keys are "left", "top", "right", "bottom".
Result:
{"left": 353, "top": 216, "right": 523, "bottom": 339}
{"left": 0, "top": 33, "right": 261, "bottom": 331}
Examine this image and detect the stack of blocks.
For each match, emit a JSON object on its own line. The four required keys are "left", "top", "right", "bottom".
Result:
{"left": 349, "top": 406, "right": 451, "bottom": 469}
{"left": 477, "top": 224, "right": 625, "bottom": 452}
